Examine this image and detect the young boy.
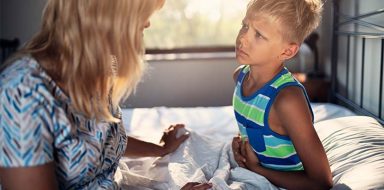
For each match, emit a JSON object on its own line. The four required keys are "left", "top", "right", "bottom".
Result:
{"left": 231, "top": 0, "right": 333, "bottom": 189}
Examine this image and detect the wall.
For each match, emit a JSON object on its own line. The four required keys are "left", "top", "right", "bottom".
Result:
{"left": 2, "top": 0, "right": 381, "bottom": 109}
{"left": 0, "top": 0, "right": 3, "bottom": 38}
{"left": 123, "top": 57, "right": 238, "bottom": 108}
{"left": 0, "top": 0, "right": 46, "bottom": 45}
{"left": 317, "top": 0, "right": 333, "bottom": 77}
{"left": 0, "top": 0, "right": 239, "bottom": 107}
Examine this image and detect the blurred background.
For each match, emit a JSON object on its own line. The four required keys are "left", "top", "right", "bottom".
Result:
{"left": 1, "top": 0, "right": 382, "bottom": 112}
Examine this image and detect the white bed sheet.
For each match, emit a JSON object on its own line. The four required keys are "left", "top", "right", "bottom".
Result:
{"left": 121, "top": 103, "right": 355, "bottom": 144}
{"left": 116, "top": 103, "right": 384, "bottom": 190}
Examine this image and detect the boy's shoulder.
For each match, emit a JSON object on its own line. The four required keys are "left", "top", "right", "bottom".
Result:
{"left": 276, "top": 85, "right": 305, "bottom": 101}
{"left": 273, "top": 85, "right": 310, "bottom": 118}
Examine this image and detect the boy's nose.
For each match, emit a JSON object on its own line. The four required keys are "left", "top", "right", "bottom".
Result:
{"left": 144, "top": 21, "right": 151, "bottom": 29}
{"left": 239, "top": 34, "right": 248, "bottom": 47}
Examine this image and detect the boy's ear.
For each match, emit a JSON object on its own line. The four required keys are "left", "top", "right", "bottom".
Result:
{"left": 280, "top": 43, "right": 300, "bottom": 61}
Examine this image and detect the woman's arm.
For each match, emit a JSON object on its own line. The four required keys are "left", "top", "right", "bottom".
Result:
{"left": 124, "top": 124, "right": 189, "bottom": 157}
{"left": 239, "top": 86, "right": 333, "bottom": 189}
{"left": 0, "top": 162, "right": 59, "bottom": 190}
{"left": 180, "top": 182, "right": 212, "bottom": 190}
{"left": 124, "top": 136, "right": 168, "bottom": 157}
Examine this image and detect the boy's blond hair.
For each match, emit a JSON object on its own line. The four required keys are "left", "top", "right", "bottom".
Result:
{"left": 17, "top": 0, "right": 164, "bottom": 122}
{"left": 247, "top": 0, "right": 323, "bottom": 44}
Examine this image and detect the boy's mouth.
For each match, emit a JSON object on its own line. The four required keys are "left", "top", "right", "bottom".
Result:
{"left": 236, "top": 47, "right": 249, "bottom": 57}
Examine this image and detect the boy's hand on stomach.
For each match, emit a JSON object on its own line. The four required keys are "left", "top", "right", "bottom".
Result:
{"left": 232, "top": 136, "right": 246, "bottom": 167}
{"left": 241, "top": 139, "right": 260, "bottom": 171}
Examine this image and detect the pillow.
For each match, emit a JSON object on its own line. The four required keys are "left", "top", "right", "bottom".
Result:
{"left": 315, "top": 116, "right": 384, "bottom": 190}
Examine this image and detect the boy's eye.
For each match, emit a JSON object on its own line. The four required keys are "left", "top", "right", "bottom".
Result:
{"left": 255, "top": 32, "right": 264, "bottom": 39}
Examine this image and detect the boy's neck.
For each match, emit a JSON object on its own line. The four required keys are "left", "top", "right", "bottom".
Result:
{"left": 248, "top": 63, "right": 284, "bottom": 86}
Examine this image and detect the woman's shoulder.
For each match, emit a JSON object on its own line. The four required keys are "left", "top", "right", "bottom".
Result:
{"left": 0, "top": 56, "right": 66, "bottom": 126}
{"left": 0, "top": 57, "right": 71, "bottom": 168}
{"left": 0, "top": 56, "right": 60, "bottom": 103}
{"left": 1, "top": 56, "right": 46, "bottom": 89}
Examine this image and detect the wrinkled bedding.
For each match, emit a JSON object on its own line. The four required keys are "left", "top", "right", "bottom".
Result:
{"left": 116, "top": 103, "right": 384, "bottom": 189}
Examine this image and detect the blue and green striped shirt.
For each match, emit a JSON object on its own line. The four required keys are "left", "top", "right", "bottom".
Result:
{"left": 233, "top": 65, "right": 314, "bottom": 171}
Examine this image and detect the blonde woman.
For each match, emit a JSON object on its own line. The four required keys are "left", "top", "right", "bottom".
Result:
{"left": 0, "top": 0, "right": 211, "bottom": 189}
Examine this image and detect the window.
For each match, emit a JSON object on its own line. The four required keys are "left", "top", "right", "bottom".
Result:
{"left": 144, "top": 0, "right": 249, "bottom": 50}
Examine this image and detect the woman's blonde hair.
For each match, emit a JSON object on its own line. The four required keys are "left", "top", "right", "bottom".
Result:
{"left": 246, "top": 0, "right": 323, "bottom": 44}
{"left": 20, "top": 0, "right": 164, "bottom": 122}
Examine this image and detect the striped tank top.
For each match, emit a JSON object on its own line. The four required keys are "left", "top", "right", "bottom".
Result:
{"left": 233, "top": 65, "right": 314, "bottom": 171}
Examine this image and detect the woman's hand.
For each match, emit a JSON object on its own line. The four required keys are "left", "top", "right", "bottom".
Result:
{"left": 160, "top": 124, "right": 189, "bottom": 156}
{"left": 180, "top": 182, "right": 212, "bottom": 190}
{"left": 125, "top": 124, "right": 189, "bottom": 158}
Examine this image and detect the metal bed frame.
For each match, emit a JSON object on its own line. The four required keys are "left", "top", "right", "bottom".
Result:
{"left": 331, "top": 0, "right": 384, "bottom": 124}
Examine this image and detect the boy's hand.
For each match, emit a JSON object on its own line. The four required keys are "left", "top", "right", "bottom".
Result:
{"left": 160, "top": 124, "right": 189, "bottom": 155}
{"left": 232, "top": 136, "right": 246, "bottom": 167}
{"left": 242, "top": 139, "right": 260, "bottom": 171}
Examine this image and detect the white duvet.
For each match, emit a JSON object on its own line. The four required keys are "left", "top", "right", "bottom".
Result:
{"left": 116, "top": 103, "right": 384, "bottom": 189}
{"left": 116, "top": 131, "right": 280, "bottom": 190}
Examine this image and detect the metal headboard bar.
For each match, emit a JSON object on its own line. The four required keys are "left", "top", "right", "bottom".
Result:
{"left": 339, "top": 14, "right": 384, "bottom": 32}
{"left": 331, "top": 0, "right": 384, "bottom": 125}
{"left": 338, "top": 8, "right": 384, "bottom": 26}
{"left": 342, "top": 18, "right": 384, "bottom": 32}
{"left": 360, "top": 38, "right": 365, "bottom": 108}
{"left": 331, "top": 0, "right": 340, "bottom": 97}
{"left": 335, "top": 31, "right": 384, "bottom": 38}
{"left": 335, "top": 93, "right": 384, "bottom": 124}
{"left": 380, "top": 39, "right": 384, "bottom": 118}
{"left": 346, "top": 36, "right": 351, "bottom": 100}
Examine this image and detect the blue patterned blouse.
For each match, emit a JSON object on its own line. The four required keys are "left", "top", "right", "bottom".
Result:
{"left": 0, "top": 56, "right": 127, "bottom": 189}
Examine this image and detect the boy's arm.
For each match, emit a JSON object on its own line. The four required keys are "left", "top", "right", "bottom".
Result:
{"left": 242, "top": 86, "right": 333, "bottom": 190}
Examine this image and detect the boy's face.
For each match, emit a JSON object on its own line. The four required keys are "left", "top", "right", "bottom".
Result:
{"left": 235, "top": 14, "right": 288, "bottom": 66}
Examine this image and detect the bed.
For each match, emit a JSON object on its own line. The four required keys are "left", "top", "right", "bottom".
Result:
{"left": 115, "top": 0, "right": 384, "bottom": 189}
{"left": 116, "top": 104, "right": 383, "bottom": 189}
